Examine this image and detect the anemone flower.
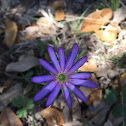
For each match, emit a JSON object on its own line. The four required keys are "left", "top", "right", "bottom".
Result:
{"left": 31, "top": 43, "right": 98, "bottom": 107}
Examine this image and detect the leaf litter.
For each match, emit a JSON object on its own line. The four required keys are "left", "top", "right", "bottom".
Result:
{"left": 0, "top": 0, "right": 126, "bottom": 125}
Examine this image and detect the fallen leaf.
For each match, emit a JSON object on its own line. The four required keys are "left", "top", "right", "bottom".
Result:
{"left": 41, "top": 107, "right": 64, "bottom": 126}
{"left": 49, "top": 0, "right": 65, "bottom": 9}
{"left": 80, "top": 8, "right": 113, "bottom": 33}
{"left": 55, "top": 9, "right": 65, "bottom": 21}
{"left": 79, "top": 59, "right": 98, "bottom": 75}
{"left": 95, "top": 22, "right": 118, "bottom": 44}
{"left": 0, "top": 108, "right": 23, "bottom": 126}
{"left": 6, "top": 56, "right": 39, "bottom": 72}
{"left": 3, "top": 19, "right": 18, "bottom": 48}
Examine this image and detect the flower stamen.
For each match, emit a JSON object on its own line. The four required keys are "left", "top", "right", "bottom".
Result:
{"left": 56, "top": 73, "right": 68, "bottom": 83}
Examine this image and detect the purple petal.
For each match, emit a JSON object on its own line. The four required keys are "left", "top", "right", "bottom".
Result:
{"left": 58, "top": 47, "right": 65, "bottom": 71}
{"left": 65, "top": 44, "right": 78, "bottom": 72}
{"left": 69, "top": 79, "right": 98, "bottom": 88}
{"left": 67, "top": 56, "right": 87, "bottom": 74}
{"left": 63, "top": 83, "right": 72, "bottom": 107}
{"left": 46, "top": 83, "right": 62, "bottom": 107}
{"left": 66, "top": 82, "right": 87, "bottom": 102}
{"left": 69, "top": 73, "right": 92, "bottom": 79}
{"left": 31, "top": 75, "right": 55, "bottom": 83}
{"left": 48, "top": 46, "right": 61, "bottom": 72}
{"left": 33, "top": 80, "right": 57, "bottom": 101}
{"left": 39, "top": 59, "right": 58, "bottom": 74}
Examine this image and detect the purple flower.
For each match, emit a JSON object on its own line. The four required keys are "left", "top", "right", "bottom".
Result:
{"left": 31, "top": 43, "right": 98, "bottom": 107}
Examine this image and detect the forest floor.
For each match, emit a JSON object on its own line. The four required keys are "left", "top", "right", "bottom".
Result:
{"left": 0, "top": 0, "right": 126, "bottom": 126}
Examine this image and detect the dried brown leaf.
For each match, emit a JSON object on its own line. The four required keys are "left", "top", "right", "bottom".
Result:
{"left": 3, "top": 19, "right": 18, "bottom": 48}
{"left": 80, "top": 8, "right": 113, "bottom": 33}
{"left": 0, "top": 108, "right": 23, "bottom": 126}
{"left": 78, "top": 59, "right": 98, "bottom": 75}
{"left": 95, "top": 22, "right": 118, "bottom": 44}
{"left": 41, "top": 107, "right": 64, "bottom": 126}
{"left": 55, "top": 9, "right": 65, "bottom": 21}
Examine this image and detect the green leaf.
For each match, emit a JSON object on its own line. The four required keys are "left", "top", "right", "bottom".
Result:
{"left": 26, "top": 99, "right": 34, "bottom": 109}
{"left": 16, "top": 108, "right": 27, "bottom": 118}
{"left": 104, "top": 88, "right": 118, "bottom": 104}
{"left": 12, "top": 96, "right": 24, "bottom": 107}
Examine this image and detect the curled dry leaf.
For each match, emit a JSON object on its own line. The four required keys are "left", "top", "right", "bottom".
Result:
{"left": 49, "top": 0, "right": 65, "bottom": 9}
{"left": 95, "top": 22, "right": 118, "bottom": 44}
{"left": 79, "top": 59, "right": 98, "bottom": 75}
{"left": 80, "top": 8, "right": 113, "bottom": 33}
{"left": 3, "top": 19, "right": 18, "bottom": 48}
{"left": 41, "top": 107, "right": 64, "bottom": 126}
{"left": 55, "top": 8, "right": 65, "bottom": 22}
{"left": 0, "top": 108, "right": 23, "bottom": 126}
